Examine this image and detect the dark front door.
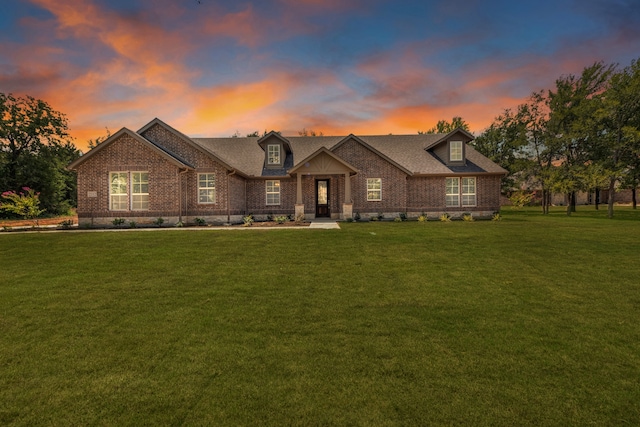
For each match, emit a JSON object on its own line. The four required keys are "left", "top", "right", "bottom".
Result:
{"left": 316, "top": 179, "right": 330, "bottom": 217}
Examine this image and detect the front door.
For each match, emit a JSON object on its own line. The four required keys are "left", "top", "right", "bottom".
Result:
{"left": 316, "top": 179, "right": 330, "bottom": 217}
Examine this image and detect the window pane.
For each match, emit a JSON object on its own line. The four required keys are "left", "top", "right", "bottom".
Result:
{"left": 268, "top": 145, "right": 280, "bottom": 164}
{"left": 198, "top": 173, "right": 215, "bottom": 203}
{"left": 266, "top": 180, "right": 280, "bottom": 205}
{"left": 450, "top": 141, "right": 463, "bottom": 161}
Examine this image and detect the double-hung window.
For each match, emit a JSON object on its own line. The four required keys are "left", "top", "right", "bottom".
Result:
{"left": 198, "top": 173, "right": 216, "bottom": 204}
{"left": 445, "top": 177, "right": 460, "bottom": 207}
{"left": 450, "top": 141, "right": 463, "bottom": 162}
{"left": 446, "top": 177, "right": 477, "bottom": 207}
{"left": 110, "top": 172, "right": 128, "bottom": 211}
{"left": 267, "top": 144, "right": 280, "bottom": 165}
{"left": 266, "top": 180, "right": 280, "bottom": 205}
{"left": 462, "top": 177, "right": 476, "bottom": 207}
{"left": 131, "top": 172, "right": 149, "bottom": 210}
{"left": 367, "top": 178, "right": 382, "bottom": 201}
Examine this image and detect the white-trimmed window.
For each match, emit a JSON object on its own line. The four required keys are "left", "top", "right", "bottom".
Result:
{"left": 462, "top": 177, "right": 476, "bottom": 207}
{"left": 267, "top": 144, "right": 280, "bottom": 165}
{"left": 450, "top": 140, "right": 463, "bottom": 162}
{"left": 266, "top": 180, "right": 280, "bottom": 205}
{"left": 198, "top": 173, "right": 216, "bottom": 204}
{"left": 110, "top": 172, "right": 128, "bottom": 211}
{"left": 131, "top": 172, "right": 149, "bottom": 210}
{"left": 367, "top": 178, "right": 382, "bottom": 201}
{"left": 446, "top": 177, "right": 477, "bottom": 207}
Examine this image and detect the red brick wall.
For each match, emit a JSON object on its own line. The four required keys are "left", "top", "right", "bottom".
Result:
{"left": 75, "top": 133, "right": 181, "bottom": 221}
{"left": 407, "top": 175, "right": 502, "bottom": 213}
{"left": 332, "top": 138, "right": 408, "bottom": 213}
{"left": 246, "top": 177, "right": 296, "bottom": 216}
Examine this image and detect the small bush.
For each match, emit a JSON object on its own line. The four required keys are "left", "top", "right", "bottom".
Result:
{"left": 276, "top": 215, "right": 289, "bottom": 224}
{"left": 417, "top": 215, "right": 427, "bottom": 222}
{"left": 354, "top": 212, "right": 361, "bottom": 221}
{"left": 399, "top": 212, "right": 407, "bottom": 221}
{"left": 394, "top": 217, "right": 402, "bottom": 222}
{"left": 128, "top": 221, "right": 137, "bottom": 228}
{"left": 371, "top": 216, "right": 379, "bottom": 222}
{"left": 243, "top": 214, "right": 254, "bottom": 227}
{"left": 194, "top": 217, "right": 206, "bottom": 226}
{"left": 509, "top": 191, "right": 535, "bottom": 209}
{"left": 175, "top": 221, "right": 184, "bottom": 227}
{"left": 58, "top": 219, "right": 74, "bottom": 229}
{"left": 153, "top": 217, "right": 165, "bottom": 227}
{"left": 462, "top": 214, "right": 474, "bottom": 222}
{"left": 266, "top": 213, "right": 274, "bottom": 222}
{"left": 112, "top": 217, "right": 125, "bottom": 227}
{"left": 492, "top": 212, "right": 502, "bottom": 221}
{"left": 439, "top": 213, "right": 451, "bottom": 222}
{"left": 346, "top": 217, "right": 354, "bottom": 223}
{"left": 377, "top": 212, "right": 384, "bottom": 220}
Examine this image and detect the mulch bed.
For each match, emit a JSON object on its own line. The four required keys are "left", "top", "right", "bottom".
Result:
{"left": 0, "top": 215, "right": 77, "bottom": 228}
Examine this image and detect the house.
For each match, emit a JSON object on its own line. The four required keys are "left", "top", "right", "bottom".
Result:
{"left": 68, "top": 118, "right": 507, "bottom": 225}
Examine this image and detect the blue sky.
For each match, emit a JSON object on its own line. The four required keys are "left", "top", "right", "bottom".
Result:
{"left": 1, "top": 0, "right": 639, "bottom": 150}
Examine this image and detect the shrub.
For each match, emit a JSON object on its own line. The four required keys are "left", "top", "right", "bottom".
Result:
{"left": 153, "top": 217, "right": 165, "bottom": 227}
{"left": 394, "top": 217, "right": 402, "bottom": 222}
{"left": 58, "top": 219, "right": 74, "bottom": 229}
{"left": 509, "top": 191, "right": 535, "bottom": 209}
{"left": 276, "top": 215, "right": 289, "bottom": 224}
{"left": 194, "top": 217, "right": 206, "bottom": 226}
{"left": 462, "top": 213, "right": 474, "bottom": 222}
{"left": 354, "top": 212, "right": 361, "bottom": 221}
{"left": 399, "top": 212, "right": 407, "bottom": 221}
{"left": 266, "top": 213, "right": 274, "bottom": 222}
{"left": 377, "top": 212, "right": 384, "bottom": 220}
{"left": 129, "top": 221, "right": 137, "bottom": 228}
{"left": 346, "top": 217, "right": 354, "bottom": 223}
{"left": 243, "top": 214, "right": 254, "bottom": 227}
{"left": 371, "top": 216, "right": 379, "bottom": 222}
{"left": 439, "top": 213, "right": 451, "bottom": 222}
{"left": 417, "top": 215, "right": 427, "bottom": 222}
{"left": 0, "top": 187, "right": 45, "bottom": 227}
{"left": 492, "top": 212, "right": 502, "bottom": 221}
{"left": 295, "top": 214, "right": 305, "bottom": 223}
{"left": 112, "top": 217, "right": 125, "bottom": 227}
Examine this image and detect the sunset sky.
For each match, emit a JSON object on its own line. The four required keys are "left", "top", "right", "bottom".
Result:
{"left": 2, "top": 0, "right": 640, "bottom": 151}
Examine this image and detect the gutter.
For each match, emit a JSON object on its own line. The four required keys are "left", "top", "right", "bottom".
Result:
{"left": 227, "top": 170, "right": 237, "bottom": 224}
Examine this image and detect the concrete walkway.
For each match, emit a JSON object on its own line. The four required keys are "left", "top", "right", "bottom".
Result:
{"left": 309, "top": 220, "right": 341, "bottom": 229}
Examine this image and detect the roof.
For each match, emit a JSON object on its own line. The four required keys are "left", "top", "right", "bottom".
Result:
{"left": 191, "top": 132, "right": 507, "bottom": 177}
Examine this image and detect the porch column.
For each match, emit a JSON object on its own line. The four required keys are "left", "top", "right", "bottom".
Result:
{"left": 344, "top": 172, "right": 351, "bottom": 202}
{"left": 296, "top": 173, "right": 303, "bottom": 204}
{"left": 342, "top": 172, "right": 353, "bottom": 220}
{"left": 295, "top": 173, "right": 305, "bottom": 219}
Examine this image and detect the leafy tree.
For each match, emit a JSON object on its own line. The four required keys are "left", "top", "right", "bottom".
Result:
{"left": 419, "top": 117, "right": 470, "bottom": 134}
{"left": 298, "top": 128, "right": 324, "bottom": 137}
{"left": 546, "top": 62, "right": 615, "bottom": 215}
{"left": 87, "top": 127, "right": 111, "bottom": 150}
{"left": 0, "top": 93, "right": 79, "bottom": 215}
{"left": 595, "top": 59, "right": 640, "bottom": 217}
{"left": 0, "top": 187, "right": 45, "bottom": 225}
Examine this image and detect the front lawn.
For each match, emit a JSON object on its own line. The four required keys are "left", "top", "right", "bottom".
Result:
{"left": 1, "top": 207, "right": 639, "bottom": 425}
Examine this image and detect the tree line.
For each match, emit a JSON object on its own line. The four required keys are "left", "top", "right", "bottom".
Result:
{"left": 0, "top": 94, "right": 80, "bottom": 217}
{"left": 472, "top": 59, "right": 640, "bottom": 217}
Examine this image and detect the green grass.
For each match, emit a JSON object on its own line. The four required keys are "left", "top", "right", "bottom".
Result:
{"left": 1, "top": 207, "right": 639, "bottom": 426}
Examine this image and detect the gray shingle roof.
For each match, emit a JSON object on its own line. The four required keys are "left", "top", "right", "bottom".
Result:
{"left": 191, "top": 134, "right": 507, "bottom": 177}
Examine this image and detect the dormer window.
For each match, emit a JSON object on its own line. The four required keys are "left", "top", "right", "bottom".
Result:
{"left": 267, "top": 144, "right": 281, "bottom": 165}
{"left": 450, "top": 140, "right": 463, "bottom": 162}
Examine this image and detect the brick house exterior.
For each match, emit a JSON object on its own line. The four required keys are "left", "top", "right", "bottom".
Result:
{"left": 68, "top": 118, "right": 507, "bottom": 225}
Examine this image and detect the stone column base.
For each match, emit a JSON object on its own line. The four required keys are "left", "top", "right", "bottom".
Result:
{"left": 295, "top": 204, "right": 305, "bottom": 220}
{"left": 341, "top": 203, "right": 353, "bottom": 220}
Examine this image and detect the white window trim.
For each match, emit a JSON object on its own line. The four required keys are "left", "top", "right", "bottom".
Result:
{"left": 450, "top": 140, "right": 463, "bottom": 162}
{"left": 445, "top": 177, "right": 460, "bottom": 207}
{"left": 462, "top": 177, "right": 477, "bottom": 207}
{"left": 198, "top": 173, "right": 216, "bottom": 204}
{"left": 131, "top": 171, "right": 149, "bottom": 211}
{"left": 367, "top": 178, "right": 382, "bottom": 201}
{"left": 266, "top": 180, "right": 281, "bottom": 205}
{"left": 109, "top": 171, "right": 128, "bottom": 211}
{"left": 267, "top": 144, "right": 281, "bottom": 165}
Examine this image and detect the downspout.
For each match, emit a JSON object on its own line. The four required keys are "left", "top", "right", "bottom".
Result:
{"left": 227, "top": 170, "right": 237, "bottom": 224}
{"left": 179, "top": 168, "right": 188, "bottom": 223}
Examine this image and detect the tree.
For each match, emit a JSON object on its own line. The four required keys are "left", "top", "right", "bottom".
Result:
{"left": 595, "top": 59, "right": 640, "bottom": 217}
{"left": 87, "top": 127, "right": 111, "bottom": 150}
{"left": 0, "top": 93, "right": 79, "bottom": 215}
{"left": 546, "top": 62, "right": 615, "bottom": 215}
{"left": 419, "top": 117, "right": 470, "bottom": 134}
{"left": 0, "top": 187, "right": 45, "bottom": 225}
{"left": 298, "top": 128, "right": 324, "bottom": 137}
